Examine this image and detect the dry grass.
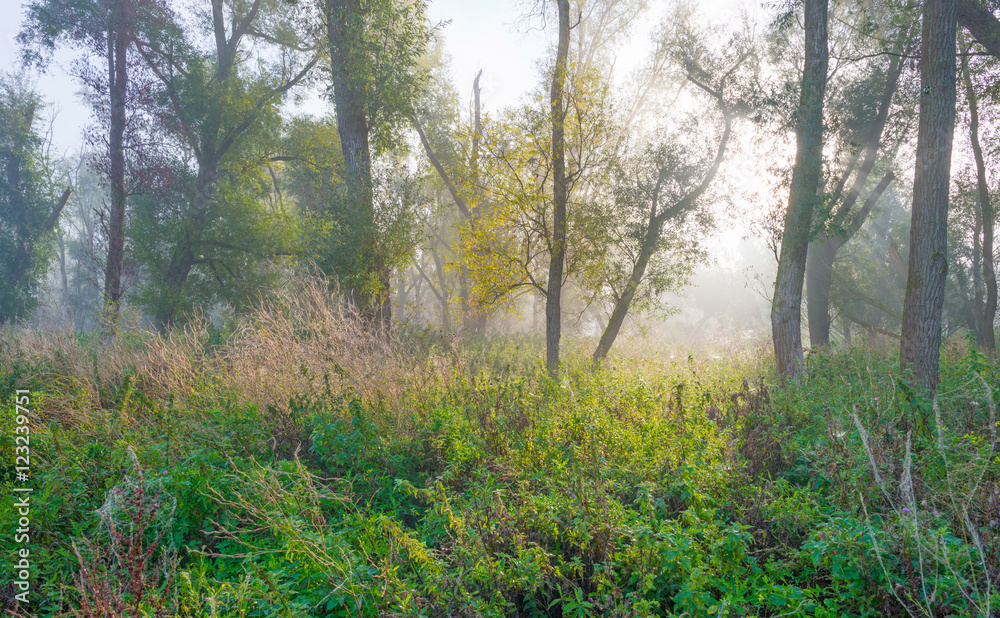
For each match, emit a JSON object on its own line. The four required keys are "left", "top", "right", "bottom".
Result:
{"left": 220, "top": 277, "right": 413, "bottom": 412}
{"left": 0, "top": 276, "right": 432, "bottom": 425}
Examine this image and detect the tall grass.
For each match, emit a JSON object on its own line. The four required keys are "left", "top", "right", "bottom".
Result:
{"left": 0, "top": 276, "right": 417, "bottom": 422}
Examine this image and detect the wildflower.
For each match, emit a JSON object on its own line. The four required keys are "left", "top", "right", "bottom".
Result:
{"left": 902, "top": 508, "right": 909, "bottom": 514}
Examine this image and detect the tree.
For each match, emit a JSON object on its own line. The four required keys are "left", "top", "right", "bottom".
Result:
{"left": 104, "top": 0, "right": 129, "bottom": 324}
{"left": 0, "top": 75, "right": 72, "bottom": 322}
{"left": 954, "top": 32, "right": 997, "bottom": 354}
{"left": 460, "top": 67, "right": 619, "bottom": 343}
{"left": 957, "top": 0, "right": 1000, "bottom": 59}
{"left": 131, "top": 0, "right": 320, "bottom": 330}
{"left": 546, "top": 0, "right": 571, "bottom": 373}
{"left": 806, "top": 40, "right": 911, "bottom": 347}
{"left": 280, "top": 114, "right": 422, "bottom": 329}
{"left": 899, "top": 0, "right": 958, "bottom": 393}
{"left": 771, "top": 0, "right": 829, "bottom": 378}
{"left": 19, "top": 0, "right": 169, "bottom": 329}
{"left": 589, "top": 22, "right": 745, "bottom": 363}
{"left": 412, "top": 45, "right": 488, "bottom": 335}
{"left": 324, "top": 0, "right": 431, "bottom": 332}
{"left": 56, "top": 153, "right": 106, "bottom": 330}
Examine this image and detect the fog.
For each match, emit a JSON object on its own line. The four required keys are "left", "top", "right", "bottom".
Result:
{"left": 5, "top": 0, "right": 935, "bottom": 349}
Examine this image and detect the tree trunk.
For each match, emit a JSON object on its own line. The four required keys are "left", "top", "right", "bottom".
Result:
{"left": 326, "top": 0, "right": 385, "bottom": 331}
{"left": 593, "top": 254, "right": 649, "bottom": 363}
{"left": 900, "top": 0, "right": 958, "bottom": 393}
{"left": 466, "top": 69, "right": 487, "bottom": 335}
{"left": 396, "top": 270, "right": 407, "bottom": 323}
{"left": 771, "top": 0, "right": 828, "bottom": 378}
{"left": 152, "top": 167, "right": 216, "bottom": 330}
{"left": 958, "top": 0, "right": 1000, "bottom": 60}
{"left": 806, "top": 51, "right": 904, "bottom": 347}
{"left": 104, "top": 0, "right": 130, "bottom": 329}
{"left": 57, "top": 229, "right": 68, "bottom": 307}
{"left": 413, "top": 265, "right": 424, "bottom": 324}
{"left": 806, "top": 239, "right": 839, "bottom": 347}
{"left": 431, "top": 244, "right": 451, "bottom": 334}
{"left": 960, "top": 35, "right": 997, "bottom": 355}
{"left": 546, "top": 0, "right": 570, "bottom": 375}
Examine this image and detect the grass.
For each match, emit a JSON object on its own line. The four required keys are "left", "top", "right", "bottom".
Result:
{"left": 1, "top": 288, "right": 999, "bottom": 616}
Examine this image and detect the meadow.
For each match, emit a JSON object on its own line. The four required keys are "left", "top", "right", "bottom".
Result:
{"left": 2, "top": 283, "right": 999, "bottom": 617}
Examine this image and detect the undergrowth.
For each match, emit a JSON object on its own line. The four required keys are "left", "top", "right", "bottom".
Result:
{"left": 1, "top": 293, "right": 999, "bottom": 616}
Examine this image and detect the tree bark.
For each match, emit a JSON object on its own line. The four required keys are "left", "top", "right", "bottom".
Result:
{"left": 326, "top": 0, "right": 388, "bottom": 332}
{"left": 431, "top": 243, "right": 451, "bottom": 333}
{"left": 958, "top": 0, "right": 1000, "bottom": 60}
{"left": 807, "top": 171, "right": 895, "bottom": 346}
{"left": 960, "top": 35, "right": 997, "bottom": 355}
{"left": 546, "top": 0, "right": 570, "bottom": 375}
{"left": 103, "top": 0, "right": 130, "bottom": 329}
{"left": 395, "top": 270, "right": 407, "bottom": 323}
{"left": 900, "top": 0, "right": 958, "bottom": 393}
{"left": 771, "top": 0, "right": 828, "bottom": 378}
{"left": 806, "top": 239, "right": 838, "bottom": 346}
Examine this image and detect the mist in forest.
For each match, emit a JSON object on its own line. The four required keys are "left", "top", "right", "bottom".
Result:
{"left": 9, "top": 0, "right": 1000, "bottom": 614}
{"left": 0, "top": 0, "right": 993, "bottom": 372}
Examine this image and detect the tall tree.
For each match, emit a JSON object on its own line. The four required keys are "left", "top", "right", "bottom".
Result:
{"left": 806, "top": 49, "right": 908, "bottom": 347}
{"left": 546, "top": 0, "right": 571, "bottom": 373}
{"left": 957, "top": 33, "right": 996, "bottom": 355}
{"left": 899, "top": 0, "right": 958, "bottom": 392}
{"left": 104, "top": 0, "right": 130, "bottom": 324}
{"left": 771, "top": 0, "right": 828, "bottom": 377}
{"left": 0, "top": 75, "right": 72, "bottom": 322}
{"left": 413, "top": 55, "right": 489, "bottom": 334}
{"left": 326, "top": 0, "right": 378, "bottom": 326}
{"left": 132, "top": 0, "right": 319, "bottom": 330}
{"left": 590, "top": 31, "right": 744, "bottom": 364}
{"left": 324, "top": 0, "right": 430, "bottom": 332}
{"left": 19, "top": 0, "right": 142, "bottom": 327}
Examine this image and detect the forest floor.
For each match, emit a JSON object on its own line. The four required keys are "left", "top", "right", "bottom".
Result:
{"left": 2, "top": 289, "right": 999, "bottom": 617}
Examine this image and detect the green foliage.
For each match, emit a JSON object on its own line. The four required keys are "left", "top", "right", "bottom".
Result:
{"left": 123, "top": 0, "right": 316, "bottom": 327}
{"left": 5, "top": 334, "right": 1000, "bottom": 616}
{"left": 336, "top": 0, "right": 432, "bottom": 159}
{"left": 0, "top": 74, "right": 59, "bottom": 322}
{"left": 283, "top": 116, "right": 421, "bottom": 306}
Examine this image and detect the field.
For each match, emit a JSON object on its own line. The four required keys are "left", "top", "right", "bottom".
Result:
{"left": 2, "top": 287, "right": 999, "bottom": 617}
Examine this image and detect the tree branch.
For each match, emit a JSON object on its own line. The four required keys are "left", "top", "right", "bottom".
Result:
{"left": 413, "top": 116, "right": 473, "bottom": 220}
